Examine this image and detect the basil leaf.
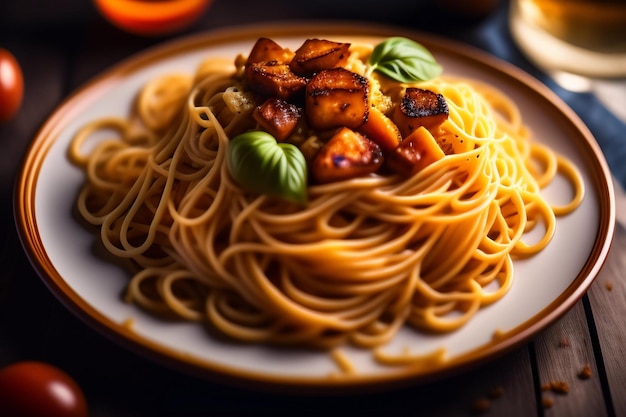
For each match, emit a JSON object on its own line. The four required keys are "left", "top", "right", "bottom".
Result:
{"left": 369, "top": 37, "right": 442, "bottom": 83}
{"left": 227, "top": 131, "right": 308, "bottom": 204}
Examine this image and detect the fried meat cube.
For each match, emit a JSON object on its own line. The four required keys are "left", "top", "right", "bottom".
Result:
{"left": 305, "top": 68, "right": 369, "bottom": 131}
{"left": 289, "top": 38, "right": 351, "bottom": 76}
{"left": 246, "top": 37, "right": 294, "bottom": 65}
{"left": 393, "top": 87, "right": 449, "bottom": 137}
{"left": 312, "top": 127, "right": 383, "bottom": 183}
{"left": 253, "top": 97, "right": 302, "bottom": 141}
{"left": 245, "top": 61, "right": 307, "bottom": 100}
{"left": 385, "top": 126, "right": 444, "bottom": 177}
{"left": 359, "top": 105, "right": 402, "bottom": 151}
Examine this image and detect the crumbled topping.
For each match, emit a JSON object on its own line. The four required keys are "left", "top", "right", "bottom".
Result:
{"left": 578, "top": 363, "right": 592, "bottom": 380}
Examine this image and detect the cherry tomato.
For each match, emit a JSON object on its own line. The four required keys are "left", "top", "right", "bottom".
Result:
{"left": 0, "top": 361, "right": 88, "bottom": 417}
{"left": 0, "top": 48, "right": 24, "bottom": 123}
{"left": 94, "top": 0, "right": 213, "bottom": 36}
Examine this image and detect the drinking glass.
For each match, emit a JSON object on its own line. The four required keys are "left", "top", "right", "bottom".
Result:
{"left": 509, "top": 0, "right": 626, "bottom": 89}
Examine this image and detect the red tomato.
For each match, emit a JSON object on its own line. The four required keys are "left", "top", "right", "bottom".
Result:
{"left": 0, "top": 48, "right": 24, "bottom": 123}
{"left": 94, "top": 0, "right": 213, "bottom": 36}
{"left": 0, "top": 361, "right": 88, "bottom": 417}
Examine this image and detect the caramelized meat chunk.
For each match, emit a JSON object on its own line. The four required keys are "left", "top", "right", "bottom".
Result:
{"left": 305, "top": 68, "right": 369, "bottom": 131}
{"left": 393, "top": 88, "right": 449, "bottom": 137}
{"left": 245, "top": 61, "right": 307, "bottom": 100}
{"left": 386, "top": 126, "right": 444, "bottom": 177}
{"left": 253, "top": 97, "right": 302, "bottom": 141}
{"left": 289, "top": 38, "right": 351, "bottom": 76}
{"left": 359, "top": 106, "right": 402, "bottom": 151}
{"left": 312, "top": 127, "right": 383, "bottom": 183}
{"left": 246, "top": 37, "right": 294, "bottom": 65}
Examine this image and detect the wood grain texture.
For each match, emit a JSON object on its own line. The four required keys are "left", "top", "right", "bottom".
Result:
{"left": 588, "top": 221, "right": 626, "bottom": 416}
{"left": 533, "top": 302, "right": 609, "bottom": 417}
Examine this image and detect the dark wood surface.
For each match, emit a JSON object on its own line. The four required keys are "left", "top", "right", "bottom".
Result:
{"left": 1, "top": 1, "right": 625, "bottom": 416}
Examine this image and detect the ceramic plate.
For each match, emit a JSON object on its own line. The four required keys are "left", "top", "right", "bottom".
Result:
{"left": 15, "top": 22, "right": 615, "bottom": 390}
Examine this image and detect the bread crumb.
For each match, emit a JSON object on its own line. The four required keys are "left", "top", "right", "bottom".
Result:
{"left": 552, "top": 381, "right": 569, "bottom": 393}
{"left": 487, "top": 386, "right": 504, "bottom": 399}
{"left": 542, "top": 380, "right": 569, "bottom": 394}
{"left": 543, "top": 380, "right": 569, "bottom": 394}
{"left": 470, "top": 386, "right": 504, "bottom": 413}
{"left": 121, "top": 317, "right": 135, "bottom": 329}
{"left": 470, "top": 398, "right": 490, "bottom": 414}
{"left": 542, "top": 396, "right": 554, "bottom": 408}
{"left": 578, "top": 363, "right": 592, "bottom": 380}
{"left": 558, "top": 337, "right": 570, "bottom": 348}
{"left": 605, "top": 281, "right": 613, "bottom": 291}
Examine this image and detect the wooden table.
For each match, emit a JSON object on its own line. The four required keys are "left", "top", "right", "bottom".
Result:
{"left": 1, "top": 1, "right": 625, "bottom": 415}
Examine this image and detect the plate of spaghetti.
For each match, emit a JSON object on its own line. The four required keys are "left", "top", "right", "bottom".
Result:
{"left": 15, "top": 22, "right": 615, "bottom": 389}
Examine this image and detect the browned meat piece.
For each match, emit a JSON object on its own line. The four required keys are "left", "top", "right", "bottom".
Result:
{"left": 305, "top": 68, "right": 369, "bottom": 131}
{"left": 289, "top": 38, "right": 351, "bottom": 76}
{"left": 393, "top": 88, "right": 449, "bottom": 137}
{"left": 358, "top": 106, "right": 402, "bottom": 151}
{"left": 385, "top": 126, "right": 444, "bottom": 177}
{"left": 312, "top": 127, "right": 383, "bottom": 183}
{"left": 245, "top": 61, "right": 307, "bottom": 100}
{"left": 246, "top": 37, "right": 294, "bottom": 65}
{"left": 253, "top": 97, "right": 302, "bottom": 141}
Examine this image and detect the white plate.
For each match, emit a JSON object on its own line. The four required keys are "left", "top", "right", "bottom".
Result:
{"left": 15, "top": 22, "right": 615, "bottom": 390}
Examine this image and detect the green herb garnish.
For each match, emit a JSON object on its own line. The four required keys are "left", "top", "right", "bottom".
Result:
{"left": 367, "top": 37, "right": 442, "bottom": 83}
{"left": 227, "top": 130, "right": 308, "bottom": 204}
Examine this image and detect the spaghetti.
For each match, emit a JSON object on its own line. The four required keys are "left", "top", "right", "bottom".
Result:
{"left": 68, "top": 39, "right": 583, "bottom": 358}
